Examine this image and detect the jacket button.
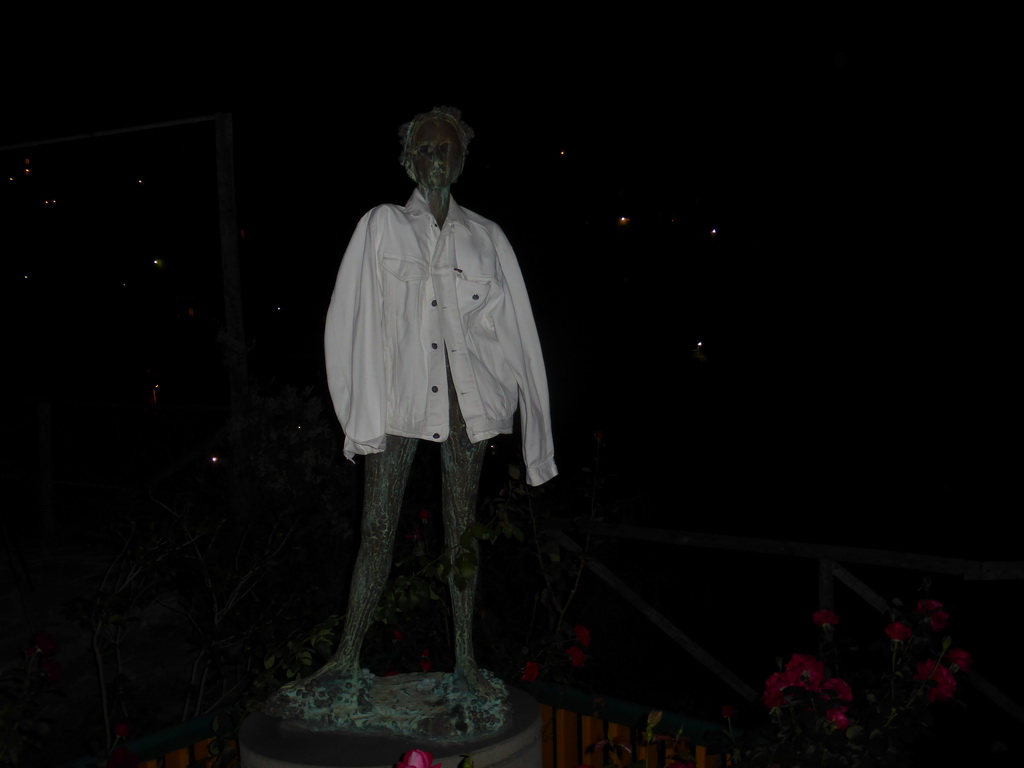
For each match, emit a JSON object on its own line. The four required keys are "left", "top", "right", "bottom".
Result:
{"left": 431, "top": 386, "right": 438, "bottom": 393}
{"left": 431, "top": 299, "right": 438, "bottom": 307}
{"left": 431, "top": 343, "right": 438, "bottom": 349}
{"left": 432, "top": 433, "right": 440, "bottom": 439}
{"left": 472, "top": 294, "right": 479, "bottom": 300}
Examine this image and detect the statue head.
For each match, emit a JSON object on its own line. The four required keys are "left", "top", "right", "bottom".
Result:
{"left": 398, "top": 106, "right": 475, "bottom": 189}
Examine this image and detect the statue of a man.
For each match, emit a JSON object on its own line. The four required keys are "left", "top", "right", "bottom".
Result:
{"left": 265, "top": 107, "right": 556, "bottom": 737}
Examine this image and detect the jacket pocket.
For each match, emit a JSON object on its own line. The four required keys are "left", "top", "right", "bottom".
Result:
{"left": 382, "top": 252, "right": 428, "bottom": 282}
{"left": 455, "top": 270, "right": 493, "bottom": 314}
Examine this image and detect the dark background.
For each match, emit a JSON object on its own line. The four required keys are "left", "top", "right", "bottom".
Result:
{"left": 2, "top": 21, "right": 1020, "bottom": 762}
{"left": 4, "top": 30, "right": 1015, "bottom": 554}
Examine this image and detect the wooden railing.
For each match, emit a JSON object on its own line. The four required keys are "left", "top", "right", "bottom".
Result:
{"left": 539, "top": 703, "right": 721, "bottom": 768}
{"left": 554, "top": 520, "right": 1024, "bottom": 726}
{"left": 60, "top": 686, "right": 724, "bottom": 768}
{"left": 138, "top": 737, "right": 219, "bottom": 768}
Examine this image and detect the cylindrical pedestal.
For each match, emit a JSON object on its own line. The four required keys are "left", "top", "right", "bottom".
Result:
{"left": 239, "top": 687, "right": 540, "bottom": 768}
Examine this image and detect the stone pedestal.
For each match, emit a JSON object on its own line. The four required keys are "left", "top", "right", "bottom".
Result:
{"left": 239, "top": 687, "right": 540, "bottom": 768}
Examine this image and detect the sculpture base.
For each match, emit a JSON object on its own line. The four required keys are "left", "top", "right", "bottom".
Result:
{"left": 240, "top": 686, "right": 540, "bottom": 768}
{"left": 261, "top": 669, "right": 509, "bottom": 741}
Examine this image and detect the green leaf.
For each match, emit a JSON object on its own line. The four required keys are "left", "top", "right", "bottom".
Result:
{"left": 264, "top": 655, "right": 276, "bottom": 670}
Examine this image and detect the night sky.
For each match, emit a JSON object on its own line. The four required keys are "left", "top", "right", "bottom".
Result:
{"left": 3, "top": 31, "right": 1017, "bottom": 556}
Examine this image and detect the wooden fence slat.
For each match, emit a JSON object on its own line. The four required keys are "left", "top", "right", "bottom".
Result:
{"left": 696, "top": 743, "right": 720, "bottom": 768}
{"left": 540, "top": 704, "right": 555, "bottom": 768}
{"left": 193, "top": 736, "right": 214, "bottom": 759}
{"left": 580, "top": 713, "right": 604, "bottom": 764}
{"left": 555, "top": 706, "right": 579, "bottom": 768}
{"left": 163, "top": 747, "right": 192, "bottom": 768}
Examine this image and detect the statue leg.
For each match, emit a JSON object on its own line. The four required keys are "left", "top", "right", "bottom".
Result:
{"left": 261, "top": 438, "right": 419, "bottom": 719}
{"left": 329, "top": 436, "right": 419, "bottom": 675}
{"left": 440, "top": 369, "right": 491, "bottom": 694}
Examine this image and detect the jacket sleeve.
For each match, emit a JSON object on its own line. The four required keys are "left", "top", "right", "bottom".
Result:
{"left": 324, "top": 210, "right": 388, "bottom": 461}
{"left": 492, "top": 226, "right": 558, "bottom": 486}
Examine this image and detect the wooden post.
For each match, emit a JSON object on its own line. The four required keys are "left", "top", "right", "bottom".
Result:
{"left": 215, "top": 113, "right": 250, "bottom": 516}
{"left": 37, "top": 402, "right": 54, "bottom": 534}
{"left": 215, "top": 112, "right": 247, "bottom": 404}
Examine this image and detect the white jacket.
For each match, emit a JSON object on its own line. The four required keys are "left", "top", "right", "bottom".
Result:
{"left": 324, "top": 190, "right": 557, "bottom": 486}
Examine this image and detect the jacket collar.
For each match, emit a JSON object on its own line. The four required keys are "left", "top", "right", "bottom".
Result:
{"left": 405, "top": 188, "right": 470, "bottom": 231}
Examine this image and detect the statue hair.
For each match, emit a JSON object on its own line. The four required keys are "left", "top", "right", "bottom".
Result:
{"left": 398, "top": 106, "right": 475, "bottom": 179}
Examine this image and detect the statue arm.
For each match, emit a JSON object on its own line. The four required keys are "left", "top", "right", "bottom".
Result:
{"left": 325, "top": 210, "right": 388, "bottom": 461}
{"left": 492, "top": 227, "right": 558, "bottom": 486}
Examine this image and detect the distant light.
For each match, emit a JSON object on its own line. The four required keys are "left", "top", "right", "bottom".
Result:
{"left": 560, "top": 150, "right": 565, "bottom": 155}
{"left": 697, "top": 341, "right": 703, "bottom": 347}
{"left": 138, "top": 179, "right": 144, "bottom": 184}
{"left": 617, "top": 217, "right": 630, "bottom": 227}
{"left": 24, "top": 275, "right": 29, "bottom": 279}
{"left": 211, "top": 456, "right": 219, "bottom": 463}
{"left": 710, "top": 228, "right": 717, "bottom": 235}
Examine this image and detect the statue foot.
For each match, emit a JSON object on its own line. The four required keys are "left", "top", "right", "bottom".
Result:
{"left": 262, "top": 665, "right": 372, "bottom": 722}
{"left": 454, "top": 663, "right": 507, "bottom": 702}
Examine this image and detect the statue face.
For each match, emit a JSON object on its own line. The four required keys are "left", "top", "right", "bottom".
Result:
{"left": 409, "top": 117, "right": 464, "bottom": 190}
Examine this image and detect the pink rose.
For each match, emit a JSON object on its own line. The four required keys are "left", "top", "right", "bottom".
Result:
{"left": 812, "top": 610, "right": 840, "bottom": 628}
{"left": 113, "top": 721, "right": 131, "bottom": 739}
{"left": 567, "top": 645, "right": 586, "bottom": 667}
{"left": 915, "top": 659, "right": 957, "bottom": 702}
{"left": 946, "top": 648, "right": 973, "bottom": 674}
{"left": 573, "top": 624, "right": 592, "bottom": 647}
{"left": 418, "top": 508, "right": 431, "bottom": 523}
{"left": 884, "top": 622, "right": 912, "bottom": 641}
{"left": 823, "top": 677, "right": 853, "bottom": 702}
{"left": 826, "top": 707, "right": 851, "bottom": 730}
{"left": 721, "top": 704, "right": 739, "bottom": 719}
{"left": 520, "top": 661, "right": 539, "bottom": 682}
{"left": 784, "top": 654, "right": 826, "bottom": 692}
{"left": 917, "top": 599, "right": 943, "bottom": 613}
{"left": 762, "top": 671, "right": 789, "bottom": 708}
{"left": 398, "top": 749, "right": 442, "bottom": 768}
{"left": 927, "top": 610, "right": 950, "bottom": 631}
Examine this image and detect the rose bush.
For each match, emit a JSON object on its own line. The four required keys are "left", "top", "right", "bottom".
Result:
{"left": 715, "top": 596, "right": 972, "bottom": 766}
